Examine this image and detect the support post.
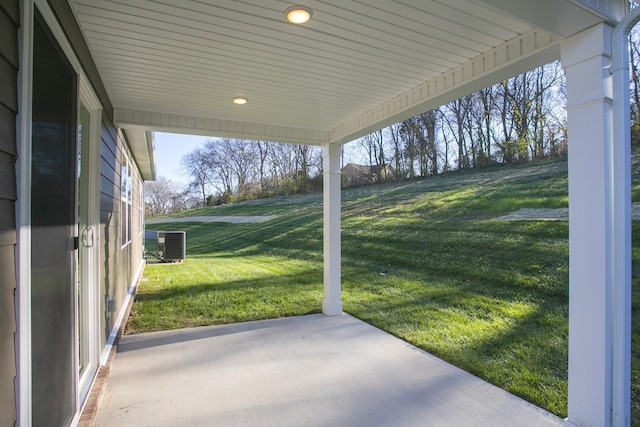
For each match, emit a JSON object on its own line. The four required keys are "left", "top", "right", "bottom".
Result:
{"left": 322, "top": 143, "right": 343, "bottom": 316}
{"left": 562, "top": 23, "right": 628, "bottom": 427}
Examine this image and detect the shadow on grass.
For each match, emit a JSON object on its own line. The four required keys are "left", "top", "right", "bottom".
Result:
{"left": 341, "top": 160, "right": 568, "bottom": 221}
{"left": 129, "top": 266, "right": 323, "bottom": 334}
{"left": 135, "top": 269, "right": 321, "bottom": 302}
{"left": 343, "top": 219, "right": 569, "bottom": 299}
{"left": 147, "top": 212, "right": 323, "bottom": 259}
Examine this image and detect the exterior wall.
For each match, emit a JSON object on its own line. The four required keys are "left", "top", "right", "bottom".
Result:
{"left": 99, "top": 118, "right": 120, "bottom": 343}
{"left": 0, "top": 0, "right": 19, "bottom": 425}
{"left": 99, "top": 121, "right": 145, "bottom": 343}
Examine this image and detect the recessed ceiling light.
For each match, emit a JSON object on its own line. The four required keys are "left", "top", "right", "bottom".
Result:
{"left": 232, "top": 97, "right": 248, "bottom": 105}
{"left": 285, "top": 5, "right": 312, "bottom": 24}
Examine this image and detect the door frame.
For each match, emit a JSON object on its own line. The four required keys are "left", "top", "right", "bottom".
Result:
{"left": 77, "top": 78, "right": 102, "bottom": 406}
{"left": 16, "top": 0, "right": 103, "bottom": 423}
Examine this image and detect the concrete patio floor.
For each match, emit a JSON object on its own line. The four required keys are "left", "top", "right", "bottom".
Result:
{"left": 94, "top": 314, "right": 564, "bottom": 427}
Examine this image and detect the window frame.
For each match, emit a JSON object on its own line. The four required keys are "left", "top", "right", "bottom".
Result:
{"left": 120, "top": 150, "right": 132, "bottom": 247}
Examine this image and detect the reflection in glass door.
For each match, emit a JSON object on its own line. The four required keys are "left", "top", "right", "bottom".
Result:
{"left": 33, "top": 7, "right": 101, "bottom": 421}
{"left": 31, "top": 12, "right": 78, "bottom": 425}
{"left": 78, "top": 102, "right": 90, "bottom": 376}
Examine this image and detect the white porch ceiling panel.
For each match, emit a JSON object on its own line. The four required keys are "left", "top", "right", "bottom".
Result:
{"left": 68, "top": 0, "right": 623, "bottom": 146}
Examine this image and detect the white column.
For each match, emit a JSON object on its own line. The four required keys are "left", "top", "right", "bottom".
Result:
{"left": 322, "top": 143, "right": 343, "bottom": 316}
{"left": 562, "top": 23, "right": 625, "bottom": 427}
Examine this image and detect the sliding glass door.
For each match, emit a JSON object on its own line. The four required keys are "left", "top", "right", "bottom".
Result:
{"left": 31, "top": 11, "right": 78, "bottom": 426}
{"left": 32, "top": 9, "right": 102, "bottom": 424}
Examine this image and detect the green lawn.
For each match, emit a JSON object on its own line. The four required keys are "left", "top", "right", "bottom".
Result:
{"left": 132, "top": 156, "right": 639, "bottom": 424}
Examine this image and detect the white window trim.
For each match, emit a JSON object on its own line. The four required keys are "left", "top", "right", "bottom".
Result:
{"left": 139, "top": 180, "right": 144, "bottom": 235}
{"left": 121, "top": 150, "right": 132, "bottom": 248}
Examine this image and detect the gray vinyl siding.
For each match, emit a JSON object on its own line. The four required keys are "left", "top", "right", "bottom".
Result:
{"left": 0, "top": 0, "right": 18, "bottom": 424}
{"left": 99, "top": 118, "right": 121, "bottom": 341}
{"left": 99, "top": 119, "right": 145, "bottom": 344}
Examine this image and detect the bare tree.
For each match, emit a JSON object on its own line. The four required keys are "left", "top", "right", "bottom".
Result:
{"left": 270, "top": 143, "right": 296, "bottom": 186}
{"left": 442, "top": 96, "right": 473, "bottom": 170}
{"left": 473, "top": 85, "right": 497, "bottom": 165}
{"left": 171, "top": 187, "right": 201, "bottom": 210}
{"left": 399, "top": 118, "right": 419, "bottom": 178}
{"left": 493, "top": 62, "right": 564, "bottom": 162}
{"left": 219, "top": 139, "right": 257, "bottom": 196}
{"left": 495, "top": 79, "right": 518, "bottom": 163}
{"left": 439, "top": 112, "right": 452, "bottom": 172}
{"left": 181, "top": 147, "right": 211, "bottom": 206}
{"left": 359, "top": 130, "right": 387, "bottom": 180}
{"left": 387, "top": 123, "right": 405, "bottom": 178}
{"left": 203, "top": 139, "right": 233, "bottom": 195}
{"left": 144, "top": 176, "right": 179, "bottom": 216}
{"left": 256, "top": 141, "right": 270, "bottom": 191}
{"left": 417, "top": 110, "right": 439, "bottom": 176}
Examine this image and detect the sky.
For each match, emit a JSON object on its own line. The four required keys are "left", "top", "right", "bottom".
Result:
{"left": 152, "top": 132, "right": 366, "bottom": 189}
{"left": 153, "top": 132, "right": 209, "bottom": 187}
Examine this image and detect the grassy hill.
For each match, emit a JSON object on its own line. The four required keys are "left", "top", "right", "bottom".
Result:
{"left": 135, "top": 156, "right": 639, "bottom": 423}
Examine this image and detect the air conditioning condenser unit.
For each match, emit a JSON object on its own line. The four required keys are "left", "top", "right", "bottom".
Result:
{"left": 157, "top": 231, "right": 186, "bottom": 262}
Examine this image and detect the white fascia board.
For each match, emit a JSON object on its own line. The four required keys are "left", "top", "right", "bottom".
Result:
{"left": 122, "top": 129, "right": 156, "bottom": 181}
{"left": 328, "top": 29, "right": 560, "bottom": 145}
{"left": 570, "top": 0, "right": 629, "bottom": 22}
{"left": 475, "top": 0, "right": 626, "bottom": 37}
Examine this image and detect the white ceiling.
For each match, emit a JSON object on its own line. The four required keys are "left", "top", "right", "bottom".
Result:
{"left": 67, "top": 0, "right": 627, "bottom": 177}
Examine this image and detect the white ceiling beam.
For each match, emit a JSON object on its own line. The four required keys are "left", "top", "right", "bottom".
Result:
{"left": 114, "top": 109, "right": 330, "bottom": 146}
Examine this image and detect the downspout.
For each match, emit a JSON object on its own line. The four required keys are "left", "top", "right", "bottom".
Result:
{"left": 610, "top": 6, "right": 640, "bottom": 427}
{"left": 16, "top": 0, "right": 34, "bottom": 424}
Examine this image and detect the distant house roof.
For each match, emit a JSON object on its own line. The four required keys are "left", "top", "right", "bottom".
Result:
{"left": 342, "top": 163, "right": 394, "bottom": 186}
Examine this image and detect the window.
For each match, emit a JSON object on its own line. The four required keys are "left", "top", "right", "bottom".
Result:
{"left": 121, "top": 151, "right": 132, "bottom": 246}
{"left": 139, "top": 180, "right": 144, "bottom": 234}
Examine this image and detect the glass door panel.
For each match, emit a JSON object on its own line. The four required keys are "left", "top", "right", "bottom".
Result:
{"left": 31, "top": 11, "right": 78, "bottom": 426}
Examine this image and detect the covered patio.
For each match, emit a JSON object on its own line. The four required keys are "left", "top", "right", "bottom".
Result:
{"left": 94, "top": 314, "right": 562, "bottom": 427}
{"left": 63, "top": 0, "right": 635, "bottom": 425}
